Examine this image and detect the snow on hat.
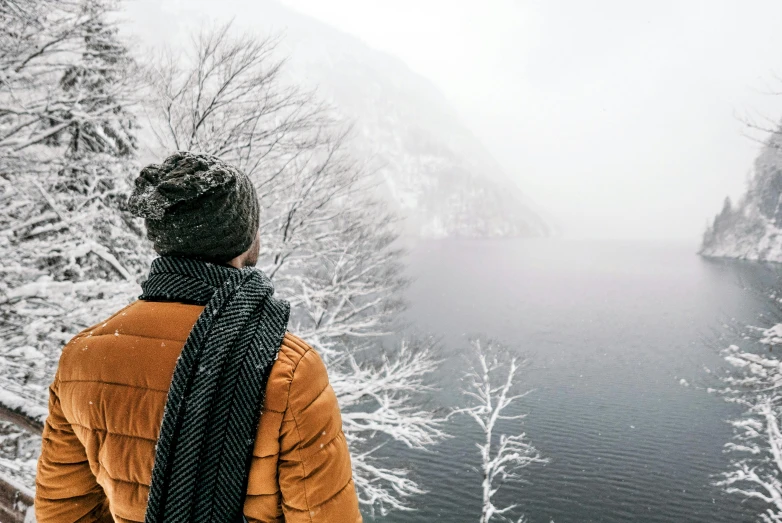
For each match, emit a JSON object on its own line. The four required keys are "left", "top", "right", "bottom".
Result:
{"left": 127, "top": 151, "right": 260, "bottom": 263}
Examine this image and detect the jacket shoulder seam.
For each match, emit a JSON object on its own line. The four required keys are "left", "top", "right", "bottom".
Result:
{"left": 71, "top": 302, "right": 138, "bottom": 340}
{"left": 286, "top": 346, "right": 318, "bottom": 518}
{"left": 284, "top": 348, "right": 317, "bottom": 404}
{"left": 81, "top": 332, "right": 188, "bottom": 343}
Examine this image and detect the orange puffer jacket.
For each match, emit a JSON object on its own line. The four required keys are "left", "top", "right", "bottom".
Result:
{"left": 35, "top": 299, "right": 362, "bottom": 523}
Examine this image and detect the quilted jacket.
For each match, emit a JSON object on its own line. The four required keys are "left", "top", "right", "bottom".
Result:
{"left": 35, "top": 299, "right": 362, "bottom": 522}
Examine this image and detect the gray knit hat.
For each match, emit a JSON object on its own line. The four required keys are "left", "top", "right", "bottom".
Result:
{"left": 127, "top": 152, "right": 260, "bottom": 264}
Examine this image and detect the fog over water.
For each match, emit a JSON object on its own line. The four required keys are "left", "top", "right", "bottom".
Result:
{"left": 393, "top": 239, "right": 774, "bottom": 522}
{"left": 8, "top": 2, "right": 782, "bottom": 522}
{"left": 117, "top": 3, "right": 782, "bottom": 521}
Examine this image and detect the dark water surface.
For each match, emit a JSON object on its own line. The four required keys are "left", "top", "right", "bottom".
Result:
{"left": 379, "top": 239, "right": 778, "bottom": 523}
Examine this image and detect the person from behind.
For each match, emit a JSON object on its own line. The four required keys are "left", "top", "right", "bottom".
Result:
{"left": 34, "top": 152, "right": 362, "bottom": 522}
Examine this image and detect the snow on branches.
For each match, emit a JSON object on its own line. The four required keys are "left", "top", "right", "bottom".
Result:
{"left": 454, "top": 338, "right": 548, "bottom": 523}
{"left": 0, "top": 0, "right": 149, "bottom": 489}
{"left": 1, "top": 9, "right": 447, "bottom": 515}
{"left": 334, "top": 338, "right": 446, "bottom": 514}
{"left": 716, "top": 316, "right": 782, "bottom": 522}
{"left": 144, "top": 21, "right": 447, "bottom": 514}
{"left": 0, "top": 0, "right": 137, "bottom": 155}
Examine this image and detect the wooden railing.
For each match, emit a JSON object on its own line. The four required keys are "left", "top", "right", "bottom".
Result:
{"left": 0, "top": 403, "right": 44, "bottom": 434}
{"left": 0, "top": 472, "right": 34, "bottom": 523}
{"left": 0, "top": 403, "right": 43, "bottom": 522}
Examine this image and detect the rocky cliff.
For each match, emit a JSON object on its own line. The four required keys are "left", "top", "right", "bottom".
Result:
{"left": 254, "top": 1, "right": 551, "bottom": 238}
{"left": 701, "top": 126, "right": 782, "bottom": 261}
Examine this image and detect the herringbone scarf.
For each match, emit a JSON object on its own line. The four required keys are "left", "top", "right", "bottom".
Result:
{"left": 140, "top": 256, "right": 290, "bottom": 523}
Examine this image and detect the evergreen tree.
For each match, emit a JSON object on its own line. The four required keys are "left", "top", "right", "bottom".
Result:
{"left": 0, "top": 2, "right": 146, "bottom": 490}
{"left": 57, "top": 7, "right": 136, "bottom": 156}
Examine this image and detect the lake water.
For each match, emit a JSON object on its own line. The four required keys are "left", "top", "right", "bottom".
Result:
{"left": 378, "top": 239, "right": 778, "bottom": 523}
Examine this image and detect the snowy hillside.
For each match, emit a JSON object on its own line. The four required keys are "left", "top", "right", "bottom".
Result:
{"left": 701, "top": 126, "right": 782, "bottom": 262}
{"left": 252, "top": 1, "right": 551, "bottom": 238}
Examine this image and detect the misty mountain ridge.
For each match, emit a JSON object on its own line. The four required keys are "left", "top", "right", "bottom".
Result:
{"left": 701, "top": 124, "right": 782, "bottom": 261}
{"left": 252, "top": 0, "right": 551, "bottom": 238}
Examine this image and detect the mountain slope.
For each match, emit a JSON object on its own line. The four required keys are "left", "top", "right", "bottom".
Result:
{"left": 253, "top": 1, "right": 551, "bottom": 238}
{"left": 701, "top": 126, "right": 782, "bottom": 261}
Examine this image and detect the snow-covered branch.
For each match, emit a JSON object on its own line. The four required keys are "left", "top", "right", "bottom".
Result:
{"left": 141, "top": 22, "right": 443, "bottom": 515}
{"left": 0, "top": 0, "right": 149, "bottom": 490}
{"left": 334, "top": 337, "right": 447, "bottom": 515}
{"left": 714, "top": 301, "right": 782, "bottom": 521}
{"left": 1, "top": 13, "right": 448, "bottom": 517}
{"left": 718, "top": 397, "right": 782, "bottom": 523}
{"left": 455, "top": 338, "right": 548, "bottom": 523}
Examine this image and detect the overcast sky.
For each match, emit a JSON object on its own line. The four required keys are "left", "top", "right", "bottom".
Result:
{"left": 126, "top": 0, "right": 782, "bottom": 240}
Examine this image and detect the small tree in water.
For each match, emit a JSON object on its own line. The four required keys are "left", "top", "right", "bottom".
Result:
{"left": 454, "top": 338, "right": 548, "bottom": 523}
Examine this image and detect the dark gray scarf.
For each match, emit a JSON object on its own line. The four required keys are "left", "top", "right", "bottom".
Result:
{"left": 140, "top": 256, "right": 290, "bottom": 523}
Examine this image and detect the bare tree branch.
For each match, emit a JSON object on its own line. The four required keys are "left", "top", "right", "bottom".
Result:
{"left": 454, "top": 338, "right": 548, "bottom": 523}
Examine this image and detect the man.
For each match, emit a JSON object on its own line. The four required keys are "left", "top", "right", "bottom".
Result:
{"left": 35, "top": 152, "right": 362, "bottom": 523}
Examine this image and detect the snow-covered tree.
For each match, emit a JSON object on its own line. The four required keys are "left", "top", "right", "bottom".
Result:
{"left": 0, "top": 0, "right": 147, "bottom": 491}
{"left": 453, "top": 338, "right": 548, "bottom": 523}
{"left": 0, "top": 0, "right": 137, "bottom": 156}
{"left": 702, "top": 272, "right": 782, "bottom": 523}
{"left": 141, "top": 22, "right": 364, "bottom": 282}
{"left": 141, "top": 23, "right": 445, "bottom": 515}
{"left": 0, "top": 0, "right": 144, "bottom": 285}
{"left": 715, "top": 317, "right": 782, "bottom": 522}
{"left": 0, "top": 0, "right": 146, "bottom": 388}
{"left": 0, "top": 12, "right": 446, "bottom": 516}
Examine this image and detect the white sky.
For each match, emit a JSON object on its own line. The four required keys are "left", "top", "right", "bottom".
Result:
{"left": 125, "top": 0, "right": 782, "bottom": 240}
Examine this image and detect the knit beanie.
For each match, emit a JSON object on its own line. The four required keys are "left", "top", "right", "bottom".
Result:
{"left": 127, "top": 152, "right": 260, "bottom": 264}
